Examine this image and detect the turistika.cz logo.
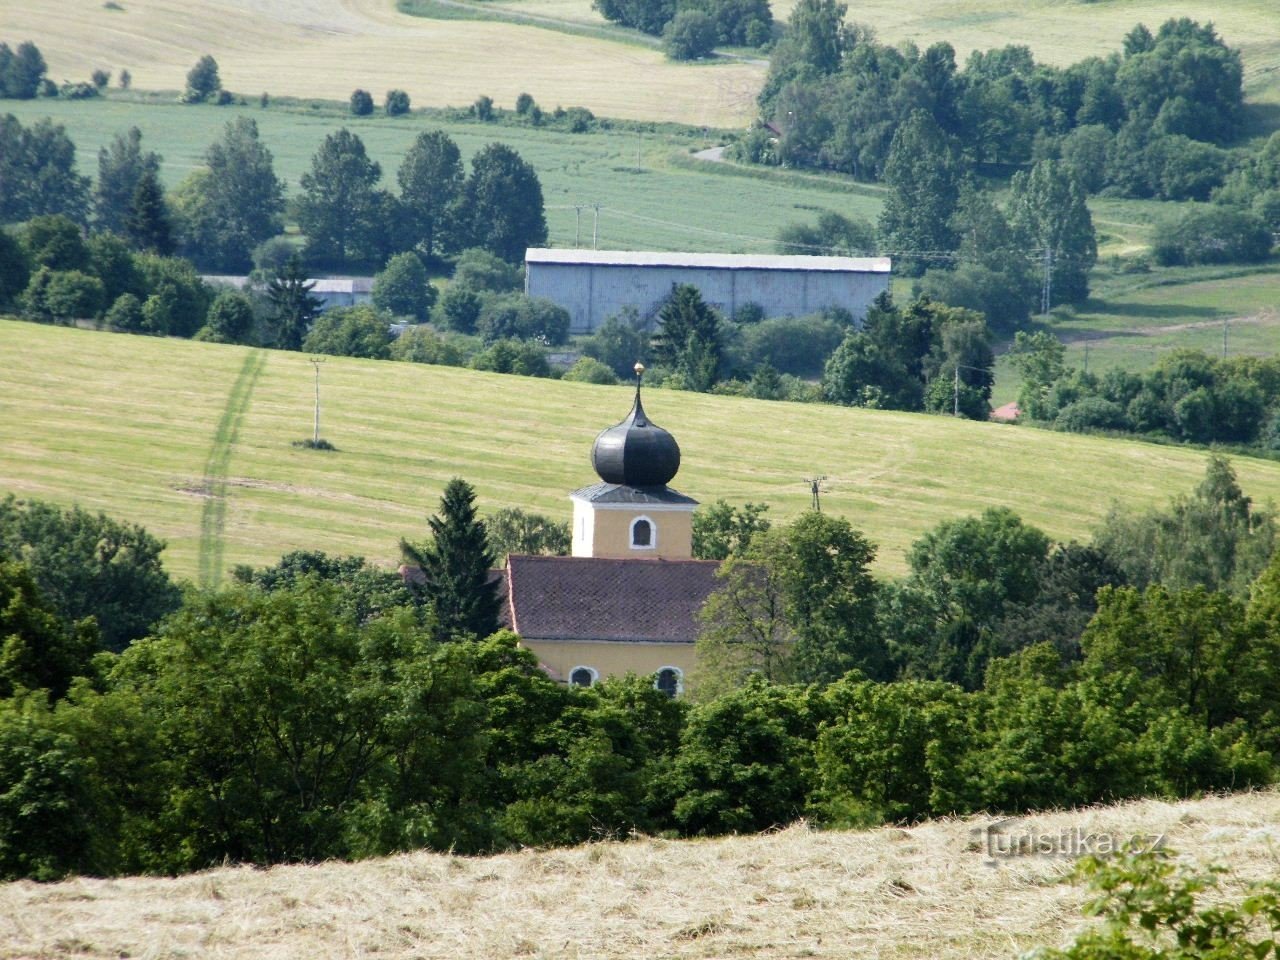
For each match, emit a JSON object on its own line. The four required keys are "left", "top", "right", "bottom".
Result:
{"left": 971, "top": 817, "right": 1167, "bottom": 867}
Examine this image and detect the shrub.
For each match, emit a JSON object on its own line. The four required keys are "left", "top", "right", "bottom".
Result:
{"left": 472, "top": 94, "right": 495, "bottom": 121}
{"left": 385, "top": 89, "right": 410, "bottom": 116}
{"left": 1054, "top": 397, "right": 1129, "bottom": 433}
{"left": 196, "top": 290, "right": 256, "bottom": 344}
{"left": 389, "top": 327, "right": 470, "bottom": 366}
{"left": 90, "top": 69, "right": 110, "bottom": 89}
{"left": 514, "top": 92, "right": 535, "bottom": 116}
{"left": 434, "top": 285, "right": 483, "bottom": 333}
{"left": 372, "top": 251, "right": 437, "bottom": 321}
{"left": 1153, "top": 208, "right": 1273, "bottom": 266}
{"left": 103, "top": 292, "right": 144, "bottom": 332}
{"left": 301, "top": 305, "right": 392, "bottom": 359}
{"left": 734, "top": 316, "right": 846, "bottom": 377}
{"left": 251, "top": 236, "right": 297, "bottom": 274}
{"left": 471, "top": 338, "right": 550, "bottom": 376}
{"left": 476, "top": 293, "right": 570, "bottom": 345}
{"left": 664, "top": 10, "right": 718, "bottom": 60}
{"left": 349, "top": 89, "right": 373, "bottom": 116}
{"left": 118, "top": 69, "right": 131, "bottom": 89}
{"left": 562, "top": 356, "right": 618, "bottom": 384}
{"left": 561, "top": 106, "right": 594, "bottom": 133}
{"left": 451, "top": 247, "right": 522, "bottom": 293}
{"left": 20, "top": 268, "right": 104, "bottom": 323}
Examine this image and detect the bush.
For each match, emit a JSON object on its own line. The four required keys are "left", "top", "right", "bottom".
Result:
{"left": 472, "top": 94, "right": 495, "bottom": 121}
{"left": 476, "top": 293, "right": 570, "bottom": 345}
{"left": 471, "top": 338, "right": 550, "bottom": 376}
{"left": 389, "top": 327, "right": 470, "bottom": 366}
{"left": 372, "top": 251, "right": 437, "bottom": 321}
{"left": 385, "top": 89, "right": 410, "bottom": 116}
{"left": 251, "top": 236, "right": 297, "bottom": 274}
{"left": 197, "top": 290, "right": 255, "bottom": 344}
{"left": 301, "top": 305, "right": 392, "bottom": 359}
{"left": 562, "top": 356, "right": 618, "bottom": 384}
{"left": 664, "top": 10, "right": 718, "bottom": 60}
{"left": 734, "top": 316, "right": 846, "bottom": 377}
{"left": 514, "top": 92, "right": 535, "bottom": 116}
{"left": 103, "top": 292, "right": 144, "bottom": 332}
{"left": 20, "top": 268, "right": 104, "bottom": 323}
{"left": 1153, "top": 208, "right": 1273, "bottom": 266}
{"left": 451, "top": 247, "right": 522, "bottom": 293}
{"left": 1054, "top": 397, "right": 1129, "bottom": 433}
{"left": 90, "top": 69, "right": 110, "bottom": 89}
{"left": 561, "top": 106, "right": 594, "bottom": 133}
{"left": 434, "top": 285, "right": 483, "bottom": 333}
{"left": 349, "top": 89, "right": 373, "bottom": 116}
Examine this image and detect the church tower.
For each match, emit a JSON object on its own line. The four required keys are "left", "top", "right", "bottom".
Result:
{"left": 570, "top": 364, "right": 698, "bottom": 560}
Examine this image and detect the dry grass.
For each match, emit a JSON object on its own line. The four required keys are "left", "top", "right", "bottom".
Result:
{"left": 3, "top": 789, "right": 1279, "bottom": 959}
{"left": 7, "top": 0, "right": 761, "bottom": 126}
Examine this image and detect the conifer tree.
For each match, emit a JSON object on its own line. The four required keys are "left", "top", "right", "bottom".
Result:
{"left": 651, "top": 283, "right": 722, "bottom": 391}
{"left": 126, "top": 169, "right": 174, "bottom": 255}
{"left": 401, "top": 478, "right": 500, "bottom": 640}
{"left": 266, "top": 255, "right": 322, "bottom": 350}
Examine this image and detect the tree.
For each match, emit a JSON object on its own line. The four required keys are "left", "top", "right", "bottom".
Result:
{"left": 1007, "top": 330, "right": 1067, "bottom": 420}
{"left": 877, "top": 111, "right": 963, "bottom": 275}
{"left": 581, "top": 309, "right": 648, "bottom": 379}
{"left": 475, "top": 293, "right": 570, "bottom": 345}
{"left": 297, "top": 128, "right": 384, "bottom": 267}
{"left": 561, "top": 356, "right": 617, "bottom": 384}
{"left": 20, "top": 214, "right": 89, "bottom": 272}
{"left": 664, "top": 11, "right": 718, "bottom": 60}
{"left": 95, "top": 127, "right": 161, "bottom": 235}
{"left": 177, "top": 118, "right": 285, "bottom": 271}
{"left": 104, "top": 292, "right": 144, "bottom": 332}
{"left": 1007, "top": 159, "right": 1098, "bottom": 306}
{"left": 125, "top": 168, "right": 174, "bottom": 255}
{"left": 484, "top": 508, "right": 570, "bottom": 560}
{"left": 0, "top": 116, "right": 90, "bottom": 223}
{"left": 0, "top": 495, "right": 181, "bottom": 653}
{"left": 460, "top": 143, "right": 547, "bottom": 262}
{"left": 593, "top": 0, "right": 675, "bottom": 35}
{"left": 776, "top": 210, "right": 876, "bottom": 256}
{"left": 0, "top": 560, "right": 98, "bottom": 701}
{"left": 470, "top": 338, "right": 550, "bottom": 377}
{"left": 0, "top": 230, "right": 29, "bottom": 308}
{"left": 652, "top": 283, "right": 722, "bottom": 391}
{"left": 783, "top": 0, "right": 848, "bottom": 75}
{"left": 692, "top": 500, "right": 771, "bottom": 561}
{"left": 385, "top": 89, "right": 410, "bottom": 116}
{"left": 451, "top": 247, "right": 522, "bottom": 293}
{"left": 302, "top": 305, "right": 392, "bottom": 359}
{"left": 196, "top": 289, "right": 255, "bottom": 343}
{"left": 349, "top": 89, "right": 373, "bottom": 115}
{"left": 133, "top": 253, "right": 210, "bottom": 337}
{"left": 20, "top": 268, "right": 104, "bottom": 323}
{"left": 0, "top": 41, "right": 47, "bottom": 99}
{"left": 266, "top": 255, "right": 323, "bottom": 350}
{"left": 433, "top": 284, "right": 482, "bottom": 333}
{"left": 183, "top": 55, "right": 221, "bottom": 103}
{"left": 372, "top": 251, "right": 436, "bottom": 320}
{"left": 1153, "top": 208, "right": 1272, "bottom": 267}
{"left": 397, "top": 130, "right": 464, "bottom": 260}
{"left": 401, "top": 478, "right": 501, "bottom": 640}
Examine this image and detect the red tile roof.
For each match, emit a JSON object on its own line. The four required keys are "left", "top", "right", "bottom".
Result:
{"left": 504, "top": 555, "right": 722, "bottom": 644}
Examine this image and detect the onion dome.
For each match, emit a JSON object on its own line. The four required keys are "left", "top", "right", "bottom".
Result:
{"left": 591, "top": 363, "right": 681, "bottom": 487}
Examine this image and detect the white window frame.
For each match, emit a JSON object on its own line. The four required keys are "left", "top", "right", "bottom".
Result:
{"left": 569, "top": 665, "right": 599, "bottom": 688}
{"left": 654, "top": 665, "right": 684, "bottom": 697}
{"left": 630, "top": 514, "right": 656, "bottom": 551}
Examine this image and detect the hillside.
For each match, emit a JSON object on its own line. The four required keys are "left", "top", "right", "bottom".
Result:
{"left": 3, "top": 788, "right": 1278, "bottom": 959}
{"left": 6, "top": 0, "right": 1278, "bottom": 127}
{"left": 5, "top": 318, "right": 1280, "bottom": 585}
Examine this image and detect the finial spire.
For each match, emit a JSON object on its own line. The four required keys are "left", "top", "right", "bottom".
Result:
{"left": 632, "top": 362, "right": 647, "bottom": 424}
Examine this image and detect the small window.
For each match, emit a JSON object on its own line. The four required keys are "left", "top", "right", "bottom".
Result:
{"left": 655, "top": 666, "right": 682, "bottom": 698}
{"left": 630, "top": 515, "right": 655, "bottom": 549}
{"left": 570, "top": 666, "right": 597, "bottom": 688}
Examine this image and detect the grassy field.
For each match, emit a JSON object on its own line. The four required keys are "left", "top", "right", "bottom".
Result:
{"left": 4, "top": 788, "right": 1279, "bottom": 959}
{"left": 5, "top": 318, "right": 1280, "bottom": 586}
{"left": 0, "top": 97, "right": 884, "bottom": 254}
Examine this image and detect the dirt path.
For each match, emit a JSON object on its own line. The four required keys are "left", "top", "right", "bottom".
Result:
{"left": 1058, "top": 308, "right": 1279, "bottom": 343}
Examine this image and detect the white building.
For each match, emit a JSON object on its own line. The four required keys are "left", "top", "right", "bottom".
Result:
{"left": 524, "top": 248, "right": 892, "bottom": 334}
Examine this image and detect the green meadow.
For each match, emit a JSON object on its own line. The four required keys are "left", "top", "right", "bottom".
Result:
{"left": 5, "top": 318, "right": 1280, "bottom": 585}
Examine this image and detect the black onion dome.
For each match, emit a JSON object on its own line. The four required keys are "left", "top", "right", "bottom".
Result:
{"left": 591, "top": 381, "right": 681, "bottom": 487}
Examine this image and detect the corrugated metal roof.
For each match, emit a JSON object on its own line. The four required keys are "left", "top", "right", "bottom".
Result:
{"left": 525, "top": 248, "right": 891, "bottom": 273}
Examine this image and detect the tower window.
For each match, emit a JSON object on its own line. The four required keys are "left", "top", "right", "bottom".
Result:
{"left": 570, "top": 666, "right": 598, "bottom": 688}
{"left": 655, "top": 666, "right": 683, "bottom": 698}
{"left": 630, "top": 516, "right": 655, "bottom": 549}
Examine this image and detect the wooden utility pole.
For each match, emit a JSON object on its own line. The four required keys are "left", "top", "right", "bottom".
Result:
{"left": 309, "top": 357, "right": 324, "bottom": 444}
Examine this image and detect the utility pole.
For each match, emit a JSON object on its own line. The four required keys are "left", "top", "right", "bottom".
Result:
{"left": 574, "top": 205, "right": 582, "bottom": 246}
{"left": 1223, "top": 317, "right": 1229, "bottom": 360}
{"left": 1040, "top": 246, "right": 1054, "bottom": 316}
{"left": 309, "top": 357, "right": 325, "bottom": 444}
{"left": 804, "top": 476, "right": 827, "bottom": 512}
{"left": 951, "top": 363, "right": 989, "bottom": 418}
{"left": 1083, "top": 341, "right": 1090, "bottom": 375}
{"left": 636, "top": 129, "right": 642, "bottom": 173}
{"left": 592, "top": 203, "right": 601, "bottom": 249}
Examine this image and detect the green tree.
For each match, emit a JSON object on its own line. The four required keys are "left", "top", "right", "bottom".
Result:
{"left": 349, "top": 89, "right": 373, "bottom": 115}
{"left": 776, "top": 210, "right": 876, "bottom": 256}
{"left": 475, "top": 293, "right": 570, "bottom": 345}
{"left": 21, "top": 214, "right": 89, "bottom": 272}
{"left": 692, "top": 500, "right": 771, "bottom": 561}
{"left": 103, "top": 292, "right": 144, "bottom": 332}
{"left": 0, "top": 116, "right": 89, "bottom": 223}
{"left": 1008, "top": 159, "right": 1098, "bottom": 306}
{"left": 94, "top": 127, "right": 161, "bottom": 236}
{"left": 0, "top": 41, "right": 48, "bottom": 99}
{"left": 0, "top": 495, "right": 181, "bottom": 653}
{"left": 183, "top": 55, "right": 221, "bottom": 103}
{"left": 177, "top": 118, "right": 285, "bottom": 271}
{"left": 470, "top": 338, "right": 550, "bottom": 376}
{"left": 1153, "top": 207, "right": 1273, "bottom": 267}
{"left": 133, "top": 253, "right": 210, "bottom": 337}
{"left": 266, "top": 254, "right": 323, "bottom": 350}
{"left": 372, "top": 251, "right": 436, "bottom": 320}
{"left": 433, "top": 284, "right": 483, "bottom": 334}
{"left": 86, "top": 232, "right": 140, "bottom": 306}
{"left": 1007, "top": 330, "right": 1067, "bottom": 420}
{"left": 484, "top": 507, "right": 570, "bottom": 560}
{"left": 0, "top": 230, "right": 28, "bottom": 308}
{"left": 581, "top": 309, "right": 648, "bottom": 379}
{"left": 196, "top": 289, "right": 255, "bottom": 343}
{"left": 397, "top": 130, "right": 464, "bottom": 260}
{"left": 125, "top": 168, "right": 174, "bottom": 255}
{"left": 401, "top": 478, "right": 501, "bottom": 640}
{"left": 451, "top": 246, "right": 523, "bottom": 293}
{"left": 561, "top": 356, "right": 618, "bottom": 384}
{"left": 664, "top": 10, "right": 718, "bottom": 60}
{"left": 460, "top": 143, "right": 547, "bottom": 262}
{"left": 652, "top": 283, "right": 722, "bottom": 391}
{"left": 0, "top": 560, "right": 98, "bottom": 701}
{"left": 301, "top": 305, "right": 392, "bottom": 359}
{"left": 782, "top": 0, "right": 848, "bottom": 75}
{"left": 298, "top": 128, "right": 385, "bottom": 267}
{"left": 385, "top": 89, "right": 411, "bottom": 116}
{"left": 877, "top": 110, "right": 963, "bottom": 276}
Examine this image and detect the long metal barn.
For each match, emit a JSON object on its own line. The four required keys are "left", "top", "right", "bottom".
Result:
{"left": 524, "top": 249, "right": 892, "bottom": 334}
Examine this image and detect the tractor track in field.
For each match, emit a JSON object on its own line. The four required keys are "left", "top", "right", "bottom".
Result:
{"left": 196, "top": 350, "right": 267, "bottom": 588}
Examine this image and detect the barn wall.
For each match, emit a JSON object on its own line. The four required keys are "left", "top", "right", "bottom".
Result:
{"left": 526, "top": 262, "right": 890, "bottom": 333}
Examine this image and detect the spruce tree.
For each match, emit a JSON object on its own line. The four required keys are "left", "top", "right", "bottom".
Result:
{"left": 652, "top": 283, "right": 722, "bottom": 391}
{"left": 402, "top": 478, "right": 500, "bottom": 640}
{"left": 266, "top": 255, "right": 322, "bottom": 350}
{"left": 126, "top": 169, "right": 174, "bottom": 255}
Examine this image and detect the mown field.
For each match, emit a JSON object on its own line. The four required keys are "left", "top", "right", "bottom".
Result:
{"left": 3, "top": 788, "right": 1278, "bottom": 959}
{"left": 5, "top": 318, "right": 1280, "bottom": 586}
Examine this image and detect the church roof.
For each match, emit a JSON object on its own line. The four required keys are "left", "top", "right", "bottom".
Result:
{"left": 590, "top": 382, "right": 682, "bottom": 487}
{"left": 569, "top": 482, "right": 697, "bottom": 505}
{"left": 504, "top": 555, "right": 721, "bottom": 644}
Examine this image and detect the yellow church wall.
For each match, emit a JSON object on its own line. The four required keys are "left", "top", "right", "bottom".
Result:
{"left": 573, "top": 502, "right": 694, "bottom": 560}
{"left": 520, "top": 637, "right": 696, "bottom": 692}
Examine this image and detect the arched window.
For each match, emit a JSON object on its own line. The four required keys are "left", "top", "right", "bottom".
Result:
{"left": 654, "top": 666, "right": 683, "bottom": 698}
{"left": 570, "top": 666, "right": 598, "bottom": 688}
{"left": 630, "top": 515, "right": 655, "bottom": 549}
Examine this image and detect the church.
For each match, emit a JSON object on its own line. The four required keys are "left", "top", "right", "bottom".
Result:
{"left": 499, "top": 365, "right": 720, "bottom": 696}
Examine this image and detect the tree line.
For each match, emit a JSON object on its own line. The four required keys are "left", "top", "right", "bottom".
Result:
{"left": 3, "top": 458, "right": 1279, "bottom": 879}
